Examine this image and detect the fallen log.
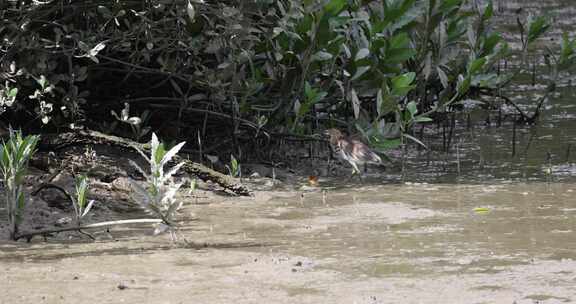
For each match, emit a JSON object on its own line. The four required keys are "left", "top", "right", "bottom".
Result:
{"left": 38, "top": 129, "right": 253, "bottom": 196}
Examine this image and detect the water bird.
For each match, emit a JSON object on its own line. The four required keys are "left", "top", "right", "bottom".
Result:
{"left": 324, "top": 128, "right": 382, "bottom": 178}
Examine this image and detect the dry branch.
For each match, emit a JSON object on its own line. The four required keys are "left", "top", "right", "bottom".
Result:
{"left": 38, "top": 129, "right": 253, "bottom": 196}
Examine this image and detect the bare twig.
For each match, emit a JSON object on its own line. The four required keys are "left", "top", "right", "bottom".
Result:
{"left": 31, "top": 183, "right": 73, "bottom": 203}
{"left": 122, "top": 97, "right": 261, "bottom": 130}
{"left": 99, "top": 55, "right": 193, "bottom": 83}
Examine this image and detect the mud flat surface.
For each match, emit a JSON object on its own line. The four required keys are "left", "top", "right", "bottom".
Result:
{"left": 2, "top": 1, "right": 576, "bottom": 303}
{"left": 1, "top": 182, "right": 576, "bottom": 304}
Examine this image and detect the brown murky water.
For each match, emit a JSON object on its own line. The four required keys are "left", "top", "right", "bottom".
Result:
{"left": 1, "top": 182, "right": 576, "bottom": 303}
{"left": 1, "top": 1, "right": 576, "bottom": 303}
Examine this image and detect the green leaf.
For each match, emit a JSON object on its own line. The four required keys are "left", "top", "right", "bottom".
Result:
{"left": 385, "top": 48, "right": 416, "bottom": 64}
{"left": 76, "top": 175, "right": 88, "bottom": 209}
{"left": 0, "top": 131, "right": 39, "bottom": 234}
{"left": 304, "top": 82, "right": 324, "bottom": 104}
{"left": 326, "top": 36, "right": 346, "bottom": 55}
{"left": 437, "top": 66, "right": 449, "bottom": 89}
{"left": 446, "top": 17, "right": 468, "bottom": 43}
{"left": 381, "top": 0, "right": 417, "bottom": 31}
{"left": 527, "top": 15, "right": 550, "bottom": 45}
{"left": 230, "top": 154, "right": 239, "bottom": 176}
{"left": 481, "top": 33, "right": 501, "bottom": 56}
{"left": 355, "top": 48, "right": 370, "bottom": 61}
{"left": 559, "top": 32, "right": 576, "bottom": 69}
{"left": 391, "top": 72, "right": 416, "bottom": 96}
{"left": 481, "top": 1, "right": 493, "bottom": 21}
{"left": 295, "top": 14, "right": 313, "bottom": 38}
{"left": 351, "top": 66, "right": 370, "bottom": 81}
{"left": 392, "top": 86, "right": 414, "bottom": 97}
{"left": 8, "top": 87, "right": 18, "bottom": 97}
{"left": 406, "top": 101, "right": 417, "bottom": 116}
{"left": 189, "top": 179, "right": 197, "bottom": 193}
{"left": 304, "top": 82, "right": 313, "bottom": 99}
{"left": 389, "top": 32, "right": 411, "bottom": 50}
{"left": 457, "top": 74, "right": 471, "bottom": 96}
{"left": 468, "top": 57, "right": 487, "bottom": 75}
{"left": 378, "top": 85, "right": 398, "bottom": 117}
{"left": 439, "top": 0, "right": 463, "bottom": 14}
{"left": 371, "top": 137, "right": 402, "bottom": 150}
{"left": 392, "top": 72, "right": 416, "bottom": 88}
{"left": 324, "top": 0, "right": 347, "bottom": 16}
{"left": 160, "top": 141, "right": 186, "bottom": 167}
{"left": 403, "top": 133, "right": 428, "bottom": 149}
{"left": 471, "top": 73, "right": 512, "bottom": 88}
{"left": 413, "top": 116, "right": 433, "bottom": 123}
{"left": 316, "top": 14, "right": 333, "bottom": 47}
{"left": 311, "top": 51, "right": 333, "bottom": 62}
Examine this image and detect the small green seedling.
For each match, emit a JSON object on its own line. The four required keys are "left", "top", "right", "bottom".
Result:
{"left": 0, "top": 130, "right": 40, "bottom": 240}
{"left": 71, "top": 175, "right": 95, "bottom": 226}
{"left": 226, "top": 154, "right": 240, "bottom": 178}
{"left": 129, "top": 133, "right": 186, "bottom": 239}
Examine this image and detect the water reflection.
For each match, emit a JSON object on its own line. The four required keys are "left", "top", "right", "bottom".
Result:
{"left": 239, "top": 182, "right": 576, "bottom": 279}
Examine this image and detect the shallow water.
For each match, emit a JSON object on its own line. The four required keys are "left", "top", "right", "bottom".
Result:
{"left": 1, "top": 1, "right": 576, "bottom": 303}
{"left": 1, "top": 182, "right": 576, "bottom": 303}
{"left": 386, "top": 0, "right": 576, "bottom": 184}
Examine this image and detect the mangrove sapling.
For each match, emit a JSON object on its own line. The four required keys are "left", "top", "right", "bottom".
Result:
{"left": 129, "top": 133, "right": 186, "bottom": 240}
{"left": 20, "top": 134, "right": 187, "bottom": 242}
{"left": 226, "top": 154, "right": 240, "bottom": 178}
{"left": 187, "top": 178, "right": 197, "bottom": 195}
{"left": 0, "top": 130, "right": 40, "bottom": 240}
{"left": 15, "top": 174, "right": 165, "bottom": 242}
{"left": 71, "top": 175, "right": 95, "bottom": 226}
{"left": 111, "top": 102, "right": 151, "bottom": 141}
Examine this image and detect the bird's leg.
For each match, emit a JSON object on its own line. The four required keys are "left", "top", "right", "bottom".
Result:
{"left": 356, "top": 170, "right": 364, "bottom": 183}
{"left": 348, "top": 166, "right": 363, "bottom": 183}
{"left": 353, "top": 163, "right": 364, "bottom": 183}
{"left": 347, "top": 169, "right": 356, "bottom": 182}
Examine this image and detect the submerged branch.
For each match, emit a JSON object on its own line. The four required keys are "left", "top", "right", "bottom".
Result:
{"left": 480, "top": 89, "right": 529, "bottom": 121}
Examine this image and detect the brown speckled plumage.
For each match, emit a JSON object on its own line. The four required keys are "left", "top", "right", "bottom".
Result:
{"left": 325, "top": 128, "right": 382, "bottom": 176}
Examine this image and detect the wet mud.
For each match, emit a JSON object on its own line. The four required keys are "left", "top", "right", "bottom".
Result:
{"left": 1, "top": 182, "right": 576, "bottom": 304}
{"left": 2, "top": 1, "right": 576, "bottom": 303}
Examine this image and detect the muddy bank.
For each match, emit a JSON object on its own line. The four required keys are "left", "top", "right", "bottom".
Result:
{"left": 1, "top": 182, "right": 576, "bottom": 304}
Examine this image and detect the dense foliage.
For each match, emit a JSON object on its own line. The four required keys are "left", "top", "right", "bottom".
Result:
{"left": 1, "top": 0, "right": 574, "bottom": 157}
